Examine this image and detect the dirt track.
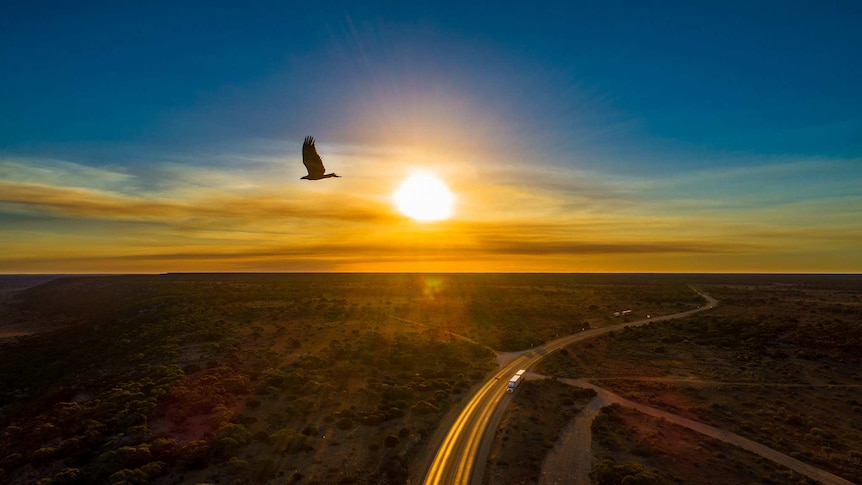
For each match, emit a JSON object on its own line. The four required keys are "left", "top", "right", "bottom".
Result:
{"left": 538, "top": 394, "right": 604, "bottom": 485}
{"left": 539, "top": 379, "right": 857, "bottom": 485}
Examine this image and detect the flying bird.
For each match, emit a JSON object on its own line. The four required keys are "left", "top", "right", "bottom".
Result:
{"left": 301, "top": 136, "right": 340, "bottom": 180}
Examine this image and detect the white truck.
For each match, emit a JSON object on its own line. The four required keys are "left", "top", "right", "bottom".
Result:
{"left": 506, "top": 369, "right": 527, "bottom": 393}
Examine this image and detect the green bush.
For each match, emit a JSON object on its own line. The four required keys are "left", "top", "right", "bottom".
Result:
{"left": 178, "top": 440, "right": 209, "bottom": 469}
{"left": 410, "top": 400, "right": 438, "bottom": 415}
{"left": 212, "top": 437, "right": 240, "bottom": 461}
{"left": 50, "top": 467, "right": 82, "bottom": 485}
{"left": 217, "top": 423, "right": 250, "bottom": 445}
{"left": 270, "top": 428, "right": 311, "bottom": 454}
{"left": 590, "top": 459, "right": 662, "bottom": 485}
{"left": 31, "top": 446, "right": 59, "bottom": 466}
{"left": 226, "top": 457, "right": 249, "bottom": 476}
{"left": 383, "top": 435, "right": 400, "bottom": 447}
{"left": 336, "top": 417, "right": 354, "bottom": 430}
{"left": 252, "top": 458, "right": 276, "bottom": 483}
{"left": 108, "top": 467, "right": 147, "bottom": 484}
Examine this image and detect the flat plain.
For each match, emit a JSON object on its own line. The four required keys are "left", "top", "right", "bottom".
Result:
{"left": 0, "top": 273, "right": 859, "bottom": 484}
{"left": 537, "top": 275, "right": 862, "bottom": 484}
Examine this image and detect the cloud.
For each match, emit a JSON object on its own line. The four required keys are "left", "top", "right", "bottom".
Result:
{"left": 0, "top": 233, "right": 757, "bottom": 271}
{"left": 0, "top": 182, "right": 176, "bottom": 218}
{"left": 0, "top": 180, "right": 397, "bottom": 229}
{"left": 0, "top": 158, "right": 134, "bottom": 192}
{"left": 468, "top": 238, "right": 758, "bottom": 256}
{"left": 1, "top": 150, "right": 860, "bottom": 273}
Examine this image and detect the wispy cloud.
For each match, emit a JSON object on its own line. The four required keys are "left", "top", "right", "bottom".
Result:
{"left": 0, "top": 180, "right": 397, "bottom": 228}
{"left": 0, "top": 235, "right": 756, "bottom": 271}
{"left": 1, "top": 149, "right": 860, "bottom": 273}
{"left": 0, "top": 158, "right": 135, "bottom": 192}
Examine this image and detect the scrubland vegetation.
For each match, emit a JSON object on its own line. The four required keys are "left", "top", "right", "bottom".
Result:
{"left": 0, "top": 275, "right": 492, "bottom": 484}
{"left": 483, "top": 379, "right": 595, "bottom": 485}
{"left": 591, "top": 404, "right": 816, "bottom": 484}
{"left": 7, "top": 274, "right": 854, "bottom": 484}
{"left": 539, "top": 274, "right": 862, "bottom": 484}
{"left": 0, "top": 273, "right": 697, "bottom": 484}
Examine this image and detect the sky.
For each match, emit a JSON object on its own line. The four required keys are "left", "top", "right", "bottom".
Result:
{"left": 1, "top": 1, "right": 861, "bottom": 273}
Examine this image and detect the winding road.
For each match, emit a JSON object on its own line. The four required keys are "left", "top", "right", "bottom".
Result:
{"left": 420, "top": 288, "right": 718, "bottom": 485}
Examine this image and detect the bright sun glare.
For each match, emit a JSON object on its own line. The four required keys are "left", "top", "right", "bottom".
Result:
{"left": 393, "top": 173, "right": 455, "bottom": 222}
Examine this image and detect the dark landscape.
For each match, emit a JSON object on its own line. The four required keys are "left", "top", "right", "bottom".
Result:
{"left": 1, "top": 273, "right": 860, "bottom": 484}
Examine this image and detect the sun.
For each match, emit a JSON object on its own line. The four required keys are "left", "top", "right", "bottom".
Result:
{"left": 393, "top": 173, "right": 455, "bottom": 222}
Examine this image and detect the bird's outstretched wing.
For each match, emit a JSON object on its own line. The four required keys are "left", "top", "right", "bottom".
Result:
{"left": 302, "top": 136, "right": 326, "bottom": 179}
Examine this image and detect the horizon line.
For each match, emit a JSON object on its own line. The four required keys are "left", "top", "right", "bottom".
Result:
{"left": 2, "top": 272, "right": 861, "bottom": 277}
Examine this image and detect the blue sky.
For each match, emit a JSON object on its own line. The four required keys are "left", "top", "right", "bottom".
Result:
{"left": 1, "top": 1, "right": 860, "bottom": 272}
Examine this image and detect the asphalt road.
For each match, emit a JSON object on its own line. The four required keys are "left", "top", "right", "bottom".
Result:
{"left": 421, "top": 288, "right": 718, "bottom": 485}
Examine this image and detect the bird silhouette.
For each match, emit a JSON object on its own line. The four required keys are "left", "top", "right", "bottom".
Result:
{"left": 301, "top": 136, "right": 339, "bottom": 180}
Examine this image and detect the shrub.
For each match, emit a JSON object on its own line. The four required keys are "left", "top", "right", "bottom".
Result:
{"left": 252, "top": 458, "right": 276, "bottom": 483}
{"left": 108, "top": 468, "right": 148, "bottom": 484}
{"left": 1, "top": 453, "right": 23, "bottom": 470}
{"left": 139, "top": 461, "right": 167, "bottom": 480}
{"left": 360, "top": 413, "right": 384, "bottom": 425}
{"left": 336, "top": 417, "right": 354, "bottom": 430}
{"left": 270, "top": 428, "right": 311, "bottom": 454}
{"left": 411, "top": 400, "right": 438, "bottom": 415}
{"left": 384, "top": 435, "right": 400, "bottom": 448}
{"left": 179, "top": 440, "right": 210, "bottom": 469}
{"left": 785, "top": 414, "right": 804, "bottom": 426}
{"left": 227, "top": 457, "right": 249, "bottom": 476}
{"left": 218, "top": 423, "right": 251, "bottom": 445}
{"left": 590, "top": 459, "right": 662, "bottom": 485}
{"left": 51, "top": 467, "right": 82, "bottom": 484}
{"left": 385, "top": 407, "right": 405, "bottom": 419}
{"left": 31, "top": 446, "right": 59, "bottom": 466}
{"left": 212, "top": 437, "right": 240, "bottom": 460}
{"left": 148, "top": 437, "right": 179, "bottom": 463}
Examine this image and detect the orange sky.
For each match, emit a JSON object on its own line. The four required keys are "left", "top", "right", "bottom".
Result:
{"left": 1, "top": 139, "right": 860, "bottom": 273}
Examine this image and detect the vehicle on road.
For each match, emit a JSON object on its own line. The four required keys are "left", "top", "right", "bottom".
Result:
{"left": 422, "top": 289, "right": 719, "bottom": 485}
{"left": 507, "top": 369, "right": 527, "bottom": 393}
